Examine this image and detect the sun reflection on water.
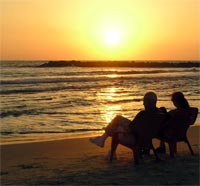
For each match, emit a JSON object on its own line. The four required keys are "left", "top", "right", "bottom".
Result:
{"left": 98, "top": 87, "right": 122, "bottom": 124}
{"left": 103, "top": 104, "right": 121, "bottom": 123}
{"left": 106, "top": 74, "right": 118, "bottom": 78}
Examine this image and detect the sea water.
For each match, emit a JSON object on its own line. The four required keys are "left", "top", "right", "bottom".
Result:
{"left": 0, "top": 61, "right": 199, "bottom": 144}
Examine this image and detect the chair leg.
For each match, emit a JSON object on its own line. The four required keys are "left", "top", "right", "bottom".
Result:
{"left": 133, "top": 146, "right": 140, "bottom": 165}
{"left": 185, "top": 137, "right": 194, "bottom": 155}
{"left": 110, "top": 136, "right": 119, "bottom": 162}
{"left": 168, "top": 142, "right": 176, "bottom": 158}
{"left": 174, "top": 143, "right": 177, "bottom": 154}
{"left": 150, "top": 143, "right": 160, "bottom": 161}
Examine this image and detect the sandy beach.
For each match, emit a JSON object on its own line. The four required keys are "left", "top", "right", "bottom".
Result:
{"left": 1, "top": 125, "right": 199, "bottom": 185}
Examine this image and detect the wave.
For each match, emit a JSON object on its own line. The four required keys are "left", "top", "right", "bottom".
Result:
{"left": 3, "top": 76, "right": 120, "bottom": 86}
{"left": 0, "top": 76, "right": 106, "bottom": 85}
{"left": 1, "top": 75, "right": 198, "bottom": 95}
{"left": 0, "top": 109, "right": 41, "bottom": 118}
{"left": 88, "top": 68, "right": 199, "bottom": 75}
{"left": 1, "top": 68, "right": 198, "bottom": 85}
{"left": 0, "top": 97, "right": 136, "bottom": 118}
{"left": 0, "top": 83, "right": 112, "bottom": 95}
{"left": 106, "top": 98, "right": 141, "bottom": 104}
{"left": 0, "top": 128, "right": 103, "bottom": 135}
{"left": 0, "top": 106, "right": 116, "bottom": 118}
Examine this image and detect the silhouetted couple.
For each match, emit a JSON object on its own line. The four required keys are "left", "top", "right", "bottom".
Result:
{"left": 90, "top": 91, "right": 190, "bottom": 158}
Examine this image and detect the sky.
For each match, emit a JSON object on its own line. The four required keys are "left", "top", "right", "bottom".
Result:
{"left": 1, "top": 0, "right": 200, "bottom": 60}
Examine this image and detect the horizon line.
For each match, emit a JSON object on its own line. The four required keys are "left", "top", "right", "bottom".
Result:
{"left": 1, "top": 59, "right": 200, "bottom": 62}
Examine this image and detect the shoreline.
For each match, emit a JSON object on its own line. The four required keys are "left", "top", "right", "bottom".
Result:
{"left": 1, "top": 124, "right": 200, "bottom": 146}
{"left": 1, "top": 125, "right": 199, "bottom": 185}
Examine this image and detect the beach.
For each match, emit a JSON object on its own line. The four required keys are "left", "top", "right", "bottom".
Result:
{"left": 1, "top": 125, "right": 199, "bottom": 185}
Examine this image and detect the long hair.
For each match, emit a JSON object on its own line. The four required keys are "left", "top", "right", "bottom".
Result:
{"left": 171, "top": 92, "right": 189, "bottom": 108}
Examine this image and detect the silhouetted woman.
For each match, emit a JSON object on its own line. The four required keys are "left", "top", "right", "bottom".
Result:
{"left": 156, "top": 91, "right": 190, "bottom": 153}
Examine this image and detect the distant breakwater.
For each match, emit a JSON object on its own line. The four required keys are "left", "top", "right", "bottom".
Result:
{"left": 38, "top": 60, "right": 200, "bottom": 68}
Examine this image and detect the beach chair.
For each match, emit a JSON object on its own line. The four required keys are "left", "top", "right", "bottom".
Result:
{"left": 110, "top": 111, "right": 166, "bottom": 165}
{"left": 156, "top": 107, "right": 198, "bottom": 158}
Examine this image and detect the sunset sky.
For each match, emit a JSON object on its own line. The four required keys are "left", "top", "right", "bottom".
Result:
{"left": 1, "top": 0, "right": 199, "bottom": 60}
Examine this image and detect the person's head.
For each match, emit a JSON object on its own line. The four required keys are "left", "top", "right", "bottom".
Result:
{"left": 143, "top": 92, "right": 157, "bottom": 110}
{"left": 171, "top": 91, "right": 189, "bottom": 109}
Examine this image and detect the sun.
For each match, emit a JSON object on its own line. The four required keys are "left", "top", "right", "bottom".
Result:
{"left": 104, "top": 30, "right": 121, "bottom": 46}
{"left": 91, "top": 21, "right": 133, "bottom": 58}
{"left": 102, "top": 26, "right": 123, "bottom": 47}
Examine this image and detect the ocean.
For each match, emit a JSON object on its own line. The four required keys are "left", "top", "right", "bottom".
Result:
{"left": 0, "top": 61, "right": 199, "bottom": 145}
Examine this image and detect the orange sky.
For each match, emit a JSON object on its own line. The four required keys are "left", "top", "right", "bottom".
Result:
{"left": 1, "top": 0, "right": 200, "bottom": 60}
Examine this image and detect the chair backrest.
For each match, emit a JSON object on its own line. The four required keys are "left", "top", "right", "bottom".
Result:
{"left": 163, "top": 107, "right": 198, "bottom": 141}
{"left": 188, "top": 107, "right": 198, "bottom": 125}
{"left": 131, "top": 111, "right": 167, "bottom": 146}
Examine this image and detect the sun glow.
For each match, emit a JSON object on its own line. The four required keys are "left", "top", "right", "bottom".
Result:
{"left": 88, "top": 20, "right": 139, "bottom": 60}
{"left": 1, "top": 1, "right": 199, "bottom": 60}
{"left": 96, "top": 23, "right": 126, "bottom": 48}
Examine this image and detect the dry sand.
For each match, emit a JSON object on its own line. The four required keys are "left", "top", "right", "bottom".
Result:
{"left": 1, "top": 125, "right": 200, "bottom": 185}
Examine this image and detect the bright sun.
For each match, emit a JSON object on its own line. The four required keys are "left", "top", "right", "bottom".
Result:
{"left": 104, "top": 30, "right": 121, "bottom": 46}
{"left": 102, "top": 27, "right": 123, "bottom": 47}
